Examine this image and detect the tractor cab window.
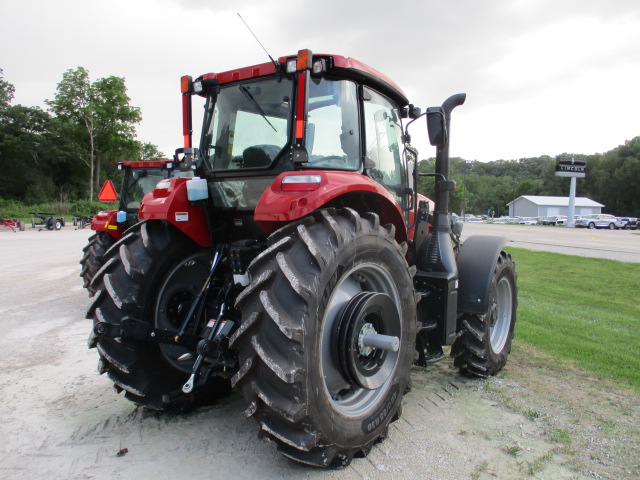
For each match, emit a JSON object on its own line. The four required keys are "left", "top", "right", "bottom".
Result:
{"left": 123, "top": 169, "right": 170, "bottom": 210}
{"left": 304, "top": 78, "right": 360, "bottom": 170}
{"left": 203, "top": 77, "right": 293, "bottom": 171}
{"left": 363, "top": 87, "right": 406, "bottom": 205}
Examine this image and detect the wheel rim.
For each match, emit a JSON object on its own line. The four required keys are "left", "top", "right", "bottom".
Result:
{"left": 320, "top": 263, "right": 402, "bottom": 416}
{"left": 489, "top": 275, "right": 513, "bottom": 353}
{"left": 155, "top": 252, "right": 210, "bottom": 372}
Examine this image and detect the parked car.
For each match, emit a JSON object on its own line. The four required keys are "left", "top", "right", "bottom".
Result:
{"left": 574, "top": 214, "right": 618, "bottom": 229}
{"left": 519, "top": 217, "right": 538, "bottom": 225}
{"left": 615, "top": 217, "right": 638, "bottom": 230}
{"left": 545, "top": 215, "right": 567, "bottom": 226}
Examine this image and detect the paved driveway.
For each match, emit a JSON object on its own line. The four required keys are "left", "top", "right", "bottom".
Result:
{"left": 461, "top": 223, "right": 640, "bottom": 263}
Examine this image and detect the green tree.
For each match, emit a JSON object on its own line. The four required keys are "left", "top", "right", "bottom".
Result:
{"left": 46, "top": 67, "right": 141, "bottom": 200}
{"left": 0, "top": 71, "right": 71, "bottom": 202}
{"left": 0, "top": 104, "right": 52, "bottom": 200}
{"left": 589, "top": 137, "right": 640, "bottom": 215}
{"left": 138, "top": 141, "right": 164, "bottom": 161}
{"left": 0, "top": 69, "right": 15, "bottom": 108}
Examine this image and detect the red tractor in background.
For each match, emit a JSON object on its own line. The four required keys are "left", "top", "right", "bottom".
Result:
{"left": 80, "top": 160, "right": 192, "bottom": 294}
{"left": 87, "top": 50, "right": 517, "bottom": 468}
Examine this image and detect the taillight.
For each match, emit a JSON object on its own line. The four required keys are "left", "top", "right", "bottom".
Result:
{"left": 155, "top": 179, "right": 171, "bottom": 190}
{"left": 281, "top": 174, "right": 322, "bottom": 192}
{"left": 152, "top": 179, "right": 172, "bottom": 198}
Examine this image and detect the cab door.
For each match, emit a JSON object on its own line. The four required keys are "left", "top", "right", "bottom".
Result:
{"left": 362, "top": 87, "right": 409, "bottom": 221}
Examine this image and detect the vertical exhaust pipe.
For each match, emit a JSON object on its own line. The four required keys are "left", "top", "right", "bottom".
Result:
{"left": 415, "top": 93, "right": 466, "bottom": 346}
{"left": 418, "top": 93, "right": 466, "bottom": 274}
{"left": 434, "top": 93, "right": 466, "bottom": 223}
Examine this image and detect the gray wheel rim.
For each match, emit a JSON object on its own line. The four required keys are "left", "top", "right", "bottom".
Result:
{"left": 155, "top": 252, "right": 210, "bottom": 372}
{"left": 320, "top": 262, "right": 401, "bottom": 417}
{"left": 490, "top": 275, "right": 513, "bottom": 353}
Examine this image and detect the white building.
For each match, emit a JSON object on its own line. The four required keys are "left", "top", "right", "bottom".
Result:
{"left": 507, "top": 195, "right": 604, "bottom": 217}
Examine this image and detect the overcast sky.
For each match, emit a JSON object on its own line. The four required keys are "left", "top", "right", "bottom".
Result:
{"left": 3, "top": 0, "right": 639, "bottom": 162}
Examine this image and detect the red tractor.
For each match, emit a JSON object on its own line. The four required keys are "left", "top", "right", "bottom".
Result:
{"left": 88, "top": 50, "right": 517, "bottom": 468}
{"left": 80, "top": 160, "right": 192, "bottom": 294}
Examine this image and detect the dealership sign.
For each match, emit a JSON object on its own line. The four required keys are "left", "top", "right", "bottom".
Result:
{"left": 555, "top": 156, "right": 586, "bottom": 178}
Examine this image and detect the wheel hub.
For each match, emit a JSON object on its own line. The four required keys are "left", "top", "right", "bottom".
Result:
{"left": 334, "top": 292, "right": 400, "bottom": 390}
{"left": 357, "top": 323, "right": 376, "bottom": 356}
{"left": 166, "top": 291, "right": 194, "bottom": 327}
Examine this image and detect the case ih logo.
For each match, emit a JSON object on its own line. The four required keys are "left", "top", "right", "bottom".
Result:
{"left": 555, "top": 156, "right": 586, "bottom": 177}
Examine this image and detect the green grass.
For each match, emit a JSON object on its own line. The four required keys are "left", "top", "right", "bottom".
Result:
{"left": 506, "top": 247, "right": 640, "bottom": 390}
{"left": 504, "top": 445, "right": 523, "bottom": 457}
{"left": 0, "top": 199, "right": 116, "bottom": 219}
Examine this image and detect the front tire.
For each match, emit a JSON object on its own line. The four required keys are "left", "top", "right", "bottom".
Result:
{"left": 231, "top": 208, "right": 417, "bottom": 468}
{"left": 87, "top": 221, "right": 230, "bottom": 411}
{"left": 452, "top": 251, "right": 517, "bottom": 377}
{"left": 80, "top": 232, "right": 116, "bottom": 295}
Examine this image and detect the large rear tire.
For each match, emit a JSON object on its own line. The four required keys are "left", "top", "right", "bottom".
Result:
{"left": 80, "top": 232, "right": 116, "bottom": 296}
{"left": 87, "top": 220, "right": 231, "bottom": 411}
{"left": 231, "top": 208, "right": 417, "bottom": 468}
{"left": 451, "top": 251, "right": 517, "bottom": 377}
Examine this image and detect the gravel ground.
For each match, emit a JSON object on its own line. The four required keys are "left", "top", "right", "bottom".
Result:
{"left": 0, "top": 226, "right": 638, "bottom": 479}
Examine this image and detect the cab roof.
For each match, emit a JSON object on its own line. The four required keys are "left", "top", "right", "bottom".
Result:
{"left": 118, "top": 160, "right": 173, "bottom": 168}
{"left": 199, "top": 51, "right": 409, "bottom": 107}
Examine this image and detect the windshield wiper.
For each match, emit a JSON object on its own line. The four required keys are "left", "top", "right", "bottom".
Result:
{"left": 239, "top": 86, "right": 277, "bottom": 132}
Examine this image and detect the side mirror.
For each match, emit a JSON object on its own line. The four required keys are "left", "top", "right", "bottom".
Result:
{"left": 426, "top": 106, "right": 447, "bottom": 146}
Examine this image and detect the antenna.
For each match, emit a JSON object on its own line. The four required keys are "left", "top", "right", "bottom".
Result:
{"left": 237, "top": 13, "right": 278, "bottom": 69}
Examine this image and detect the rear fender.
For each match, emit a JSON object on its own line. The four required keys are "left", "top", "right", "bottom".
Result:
{"left": 139, "top": 177, "right": 209, "bottom": 247}
{"left": 91, "top": 210, "right": 124, "bottom": 241}
{"left": 254, "top": 171, "right": 407, "bottom": 243}
{"left": 457, "top": 235, "right": 508, "bottom": 314}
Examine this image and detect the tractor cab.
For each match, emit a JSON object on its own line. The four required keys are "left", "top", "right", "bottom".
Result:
{"left": 117, "top": 160, "right": 193, "bottom": 220}
{"left": 160, "top": 49, "right": 425, "bottom": 244}
{"left": 92, "top": 160, "right": 193, "bottom": 239}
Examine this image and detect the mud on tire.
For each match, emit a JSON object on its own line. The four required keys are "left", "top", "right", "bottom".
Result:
{"left": 451, "top": 251, "right": 517, "bottom": 377}
{"left": 86, "top": 220, "right": 230, "bottom": 411}
{"left": 230, "top": 208, "right": 417, "bottom": 468}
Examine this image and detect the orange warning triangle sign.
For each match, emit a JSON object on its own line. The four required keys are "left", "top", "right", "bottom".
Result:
{"left": 98, "top": 180, "right": 118, "bottom": 202}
